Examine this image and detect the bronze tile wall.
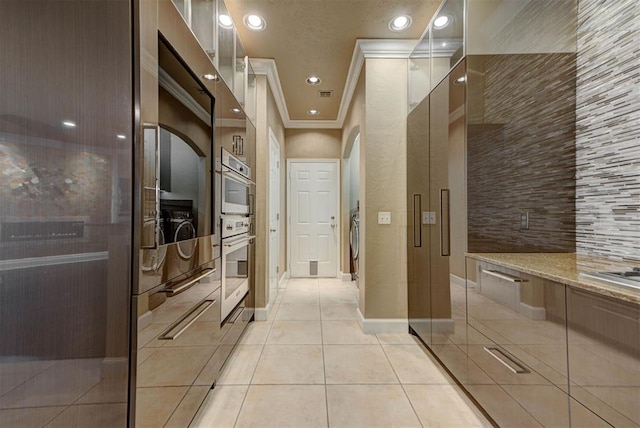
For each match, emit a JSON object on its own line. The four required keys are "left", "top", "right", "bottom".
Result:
{"left": 467, "top": 54, "right": 577, "bottom": 253}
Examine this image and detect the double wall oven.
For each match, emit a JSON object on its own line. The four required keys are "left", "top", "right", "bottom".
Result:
{"left": 220, "top": 148, "right": 255, "bottom": 322}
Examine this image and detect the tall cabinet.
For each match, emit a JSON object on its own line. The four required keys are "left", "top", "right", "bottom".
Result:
{"left": 407, "top": 0, "right": 597, "bottom": 426}
{"left": 0, "top": 1, "right": 133, "bottom": 426}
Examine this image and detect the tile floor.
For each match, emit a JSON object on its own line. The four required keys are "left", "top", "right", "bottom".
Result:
{"left": 191, "top": 277, "right": 490, "bottom": 428}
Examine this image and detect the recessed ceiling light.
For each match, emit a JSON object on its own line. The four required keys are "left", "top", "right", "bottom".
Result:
{"left": 218, "top": 14, "right": 233, "bottom": 29}
{"left": 202, "top": 73, "right": 219, "bottom": 81}
{"left": 307, "top": 109, "right": 319, "bottom": 116}
{"left": 231, "top": 108, "right": 241, "bottom": 113}
{"left": 389, "top": 15, "right": 412, "bottom": 32}
{"left": 433, "top": 15, "right": 450, "bottom": 29}
{"left": 306, "top": 76, "right": 321, "bottom": 85}
{"left": 62, "top": 120, "right": 76, "bottom": 128}
{"left": 244, "top": 14, "right": 266, "bottom": 31}
{"left": 116, "top": 134, "right": 126, "bottom": 140}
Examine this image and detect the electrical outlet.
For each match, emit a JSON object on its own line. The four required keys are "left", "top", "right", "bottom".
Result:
{"left": 520, "top": 212, "right": 529, "bottom": 230}
{"left": 422, "top": 212, "right": 436, "bottom": 225}
{"left": 378, "top": 211, "right": 391, "bottom": 225}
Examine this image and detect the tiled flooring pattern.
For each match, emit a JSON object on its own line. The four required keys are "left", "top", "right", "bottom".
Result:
{"left": 192, "top": 278, "right": 490, "bottom": 428}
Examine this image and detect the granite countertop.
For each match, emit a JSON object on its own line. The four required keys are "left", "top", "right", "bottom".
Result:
{"left": 466, "top": 252, "right": 640, "bottom": 305}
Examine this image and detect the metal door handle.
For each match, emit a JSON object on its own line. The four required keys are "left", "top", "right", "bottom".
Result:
{"left": 413, "top": 194, "right": 421, "bottom": 247}
{"left": 481, "top": 269, "right": 527, "bottom": 283}
{"left": 440, "top": 189, "right": 450, "bottom": 256}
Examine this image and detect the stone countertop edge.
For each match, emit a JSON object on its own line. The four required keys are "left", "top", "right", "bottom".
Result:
{"left": 466, "top": 252, "right": 640, "bottom": 305}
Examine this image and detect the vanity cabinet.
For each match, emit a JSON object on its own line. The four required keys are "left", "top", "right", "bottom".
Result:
{"left": 466, "top": 256, "right": 636, "bottom": 427}
{"left": 467, "top": 260, "right": 573, "bottom": 427}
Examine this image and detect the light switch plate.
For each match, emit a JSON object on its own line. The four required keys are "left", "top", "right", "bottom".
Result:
{"left": 378, "top": 211, "right": 391, "bottom": 224}
{"left": 422, "top": 212, "right": 436, "bottom": 225}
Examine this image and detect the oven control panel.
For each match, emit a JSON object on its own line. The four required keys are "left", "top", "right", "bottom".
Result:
{"left": 221, "top": 216, "right": 250, "bottom": 238}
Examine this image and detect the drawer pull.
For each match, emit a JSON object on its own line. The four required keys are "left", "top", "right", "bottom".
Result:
{"left": 160, "top": 268, "right": 216, "bottom": 295}
{"left": 481, "top": 269, "right": 527, "bottom": 283}
{"left": 158, "top": 299, "right": 215, "bottom": 340}
{"left": 484, "top": 346, "right": 530, "bottom": 374}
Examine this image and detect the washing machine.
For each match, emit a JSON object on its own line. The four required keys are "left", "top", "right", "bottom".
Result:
{"left": 349, "top": 208, "right": 360, "bottom": 286}
{"left": 161, "top": 200, "right": 196, "bottom": 244}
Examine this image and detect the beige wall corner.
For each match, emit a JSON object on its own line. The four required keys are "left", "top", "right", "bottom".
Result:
{"left": 362, "top": 57, "right": 408, "bottom": 320}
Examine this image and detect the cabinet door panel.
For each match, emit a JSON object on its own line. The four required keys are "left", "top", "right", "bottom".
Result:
{"left": 567, "top": 287, "right": 640, "bottom": 427}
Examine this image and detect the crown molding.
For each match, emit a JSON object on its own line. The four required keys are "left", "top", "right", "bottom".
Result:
{"left": 250, "top": 39, "right": 417, "bottom": 130}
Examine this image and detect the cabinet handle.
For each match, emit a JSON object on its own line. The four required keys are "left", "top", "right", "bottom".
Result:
{"left": 484, "top": 346, "right": 530, "bottom": 374}
{"left": 440, "top": 189, "right": 450, "bottom": 256}
{"left": 413, "top": 194, "right": 422, "bottom": 248}
{"left": 158, "top": 299, "right": 216, "bottom": 340}
{"left": 159, "top": 268, "right": 216, "bottom": 295}
{"left": 481, "top": 269, "right": 527, "bottom": 283}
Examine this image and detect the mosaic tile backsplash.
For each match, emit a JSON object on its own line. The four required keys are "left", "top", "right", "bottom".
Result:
{"left": 467, "top": 53, "right": 577, "bottom": 253}
{"left": 575, "top": 0, "right": 640, "bottom": 261}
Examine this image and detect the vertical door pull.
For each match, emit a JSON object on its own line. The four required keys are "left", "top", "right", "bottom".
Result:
{"left": 440, "top": 189, "right": 450, "bottom": 256}
{"left": 413, "top": 194, "right": 422, "bottom": 247}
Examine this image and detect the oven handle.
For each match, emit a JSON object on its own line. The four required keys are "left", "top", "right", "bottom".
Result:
{"left": 222, "top": 167, "right": 255, "bottom": 186}
{"left": 223, "top": 235, "right": 256, "bottom": 252}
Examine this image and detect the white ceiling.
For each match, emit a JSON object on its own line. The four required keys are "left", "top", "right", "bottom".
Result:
{"left": 226, "top": 0, "right": 442, "bottom": 127}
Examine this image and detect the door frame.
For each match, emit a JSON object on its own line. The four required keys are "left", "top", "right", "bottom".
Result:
{"left": 286, "top": 158, "right": 341, "bottom": 278}
{"left": 268, "top": 127, "right": 281, "bottom": 305}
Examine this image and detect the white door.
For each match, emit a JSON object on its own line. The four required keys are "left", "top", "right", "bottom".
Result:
{"left": 289, "top": 160, "right": 339, "bottom": 277}
{"left": 268, "top": 130, "right": 280, "bottom": 305}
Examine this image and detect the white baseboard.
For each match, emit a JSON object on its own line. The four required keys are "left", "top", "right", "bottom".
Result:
{"left": 410, "top": 318, "right": 455, "bottom": 334}
{"left": 450, "top": 273, "right": 477, "bottom": 289}
{"left": 356, "top": 308, "right": 408, "bottom": 334}
{"left": 279, "top": 271, "right": 289, "bottom": 289}
{"left": 340, "top": 271, "right": 353, "bottom": 282}
{"left": 138, "top": 310, "right": 153, "bottom": 331}
{"left": 254, "top": 301, "right": 272, "bottom": 321}
{"left": 519, "top": 302, "right": 546, "bottom": 320}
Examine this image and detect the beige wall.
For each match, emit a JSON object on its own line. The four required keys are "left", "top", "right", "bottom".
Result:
{"left": 341, "top": 69, "right": 366, "bottom": 301}
{"left": 362, "top": 58, "right": 408, "bottom": 320}
{"left": 285, "top": 129, "right": 342, "bottom": 159}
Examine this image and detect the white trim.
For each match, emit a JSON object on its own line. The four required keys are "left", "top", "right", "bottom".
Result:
{"left": 287, "top": 159, "right": 341, "bottom": 278}
{"left": 158, "top": 67, "right": 211, "bottom": 126}
{"left": 450, "top": 273, "right": 477, "bottom": 289}
{"left": 250, "top": 39, "right": 417, "bottom": 129}
{"left": 254, "top": 301, "right": 272, "bottom": 321}
{"left": 279, "top": 271, "right": 288, "bottom": 289}
{"left": 0, "top": 251, "right": 109, "bottom": 272}
{"left": 357, "top": 308, "right": 409, "bottom": 335}
{"left": 138, "top": 311, "right": 154, "bottom": 331}
{"left": 340, "top": 272, "right": 352, "bottom": 282}
{"left": 519, "top": 302, "right": 547, "bottom": 321}
{"left": 362, "top": 320, "right": 409, "bottom": 335}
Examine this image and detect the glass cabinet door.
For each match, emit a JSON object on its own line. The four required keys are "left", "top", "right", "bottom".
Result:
{"left": 217, "top": 0, "right": 235, "bottom": 88}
